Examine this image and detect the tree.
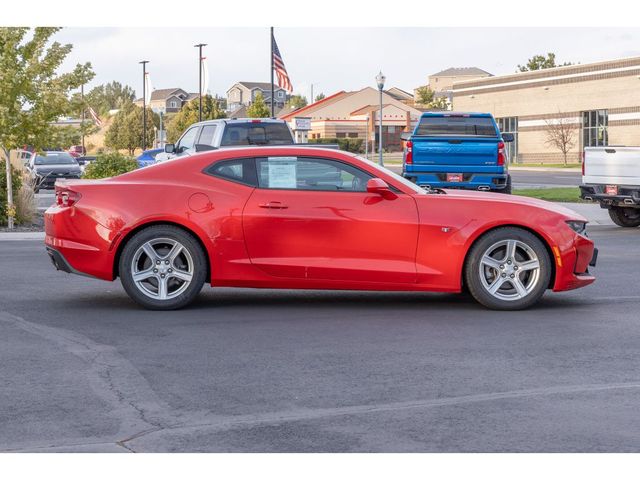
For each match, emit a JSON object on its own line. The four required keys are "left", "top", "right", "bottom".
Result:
{"left": 287, "top": 95, "right": 307, "bottom": 109}
{"left": 518, "top": 53, "right": 573, "bottom": 72}
{"left": 544, "top": 116, "right": 577, "bottom": 165}
{"left": 247, "top": 92, "right": 271, "bottom": 118}
{"left": 315, "top": 93, "right": 325, "bottom": 102}
{"left": 414, "top": 85, "right": 449, "bottom": 110}
{"left": 82, "top": 81, "right": 136, "bottom": 116}
{"left": 0, "top": 27, "right": 94, "bottom": 229}
{"left": 105, "top": 103, "right": 158, "bottom": 155}
{"left": 166, "top": 95, "right": 226, "bottom": 143}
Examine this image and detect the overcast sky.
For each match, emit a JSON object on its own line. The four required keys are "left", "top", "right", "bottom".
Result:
{"left": 54, "top": 27, "right": 640, "bottom": 100}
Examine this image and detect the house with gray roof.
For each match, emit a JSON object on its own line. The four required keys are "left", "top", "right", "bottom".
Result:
{"left": 134, "top": 88, "right": 200, "bottom": 113}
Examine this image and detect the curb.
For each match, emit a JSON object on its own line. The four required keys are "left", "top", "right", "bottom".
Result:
{"left": 0, "top": 232, "right": 45, "bottom": 241}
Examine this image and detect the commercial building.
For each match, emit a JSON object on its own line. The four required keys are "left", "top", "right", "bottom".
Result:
{"left": 416, "top": 67, "right": 492, "bottom": 106}
{"left": 452, "top": 56, "right": 640, "bottom": 163}
{"left": 280, "top": 87, "right": 423, "bottom": 151}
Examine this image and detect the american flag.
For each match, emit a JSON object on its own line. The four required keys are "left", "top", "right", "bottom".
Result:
{"left": 272, "top": 34, "right": 293, "bottom": 93}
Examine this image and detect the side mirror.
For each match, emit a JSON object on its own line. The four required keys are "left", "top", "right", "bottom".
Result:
{"left": 502, "top": 133, "right": 514, "bottom": 143}
{"left": 366, "top": 178, "right": 397, "bottom": 200}
{"left": 164, "top": 143, "right": 176, "bottom": 154}
{"left": 400, "top": 132, "right": 412, "bottom": 141}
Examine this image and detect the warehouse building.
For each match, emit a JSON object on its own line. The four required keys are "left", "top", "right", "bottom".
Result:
{"left": 452, "top": 56, "right": 640, "bottom": 164}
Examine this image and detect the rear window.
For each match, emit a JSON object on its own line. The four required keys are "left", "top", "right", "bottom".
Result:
{"left": 220, "top": 123, "right": 293, "bottom": 146}
{"left": 415, "top": 116, "right": 497, "bottom": 136}
{"left": 35, "top": 152, "right": 77, "bottom": 165}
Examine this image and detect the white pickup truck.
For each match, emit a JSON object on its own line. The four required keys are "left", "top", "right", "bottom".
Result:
{"left": 580, "top": 146, "right": 640, "bottom": 227}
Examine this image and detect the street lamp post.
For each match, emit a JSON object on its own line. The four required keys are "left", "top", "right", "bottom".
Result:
{"left": 194, "top": 43, "right": 207, "bottom": 122}
{"left": 140, "top": 60, "right": 149, "bottom": 151}
{"left": 375, "top": 71, "right": 386, "bottom": 166}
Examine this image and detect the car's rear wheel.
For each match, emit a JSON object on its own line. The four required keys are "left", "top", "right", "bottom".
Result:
{"left": 608, "top": 207, "right": 640, "bottom": 228}
{"left": 464, "top": 227, "right": 551, "bottom": 310}
{"left": 119, "top": 225, "right": 207, "bottom": 310}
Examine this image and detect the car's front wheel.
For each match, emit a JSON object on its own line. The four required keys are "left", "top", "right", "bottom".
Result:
{"left": 464, "top": 227, "right": 551, "bottom": 310}
{"left": 119, "top": 225, "right": 207, "bottom": 310}
{"left": 608, "top": 207, "right": 640, "bottom": 228}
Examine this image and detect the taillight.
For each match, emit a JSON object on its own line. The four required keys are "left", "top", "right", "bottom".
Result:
{"left": 497, "top": 141, "right": 506, "bottom": 166}
{"left": 405, "top": 140, "right": 413, "bottom": 165}
{"left": 582, "top": 152, "right": 585, "bottom": 176}
{"left": 55, "top": 189, "right": 81, "bottom": 207}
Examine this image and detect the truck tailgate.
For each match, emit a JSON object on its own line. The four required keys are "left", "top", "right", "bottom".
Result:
{"left": 584, "top": 147, "right": 640, "bottom": 185}
{"left": 411, "top": 137, "right": 498, "bottom": 168}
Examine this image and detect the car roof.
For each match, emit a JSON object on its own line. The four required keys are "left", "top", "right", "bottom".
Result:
{"left": 420, "top": 111, "right": 493, "bottom": 118}
{"left": 189, "top": 118, "right": 287, "bottom": 127}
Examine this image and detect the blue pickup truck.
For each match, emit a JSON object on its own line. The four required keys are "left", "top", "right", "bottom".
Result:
{"left": 401, "top": 112, "right": 514, "bottom": 193}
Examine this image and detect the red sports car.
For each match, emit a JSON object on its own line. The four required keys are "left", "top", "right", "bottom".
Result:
{"left": 44, "top": 147, "right": 597, "bottom": 310}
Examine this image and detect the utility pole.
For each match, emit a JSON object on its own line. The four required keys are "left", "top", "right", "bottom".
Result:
{"left": 375, "top": 71, "right": 386, "bottom": 166}
{"left": 140, "top": 60, "right": 149, "bottom": 151}
{"left": 81, "top": 83, "right": 85, "bottom": 154}
{"left": 194, "top": 43, "right": 207, "bottom": 122}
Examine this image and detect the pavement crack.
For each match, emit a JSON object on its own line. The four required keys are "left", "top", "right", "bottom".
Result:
{"left": 123, "top": 381, "right": 640, "bottom": 447}
{"left": 0, "top": 311, "right": 173, "bottom": 443}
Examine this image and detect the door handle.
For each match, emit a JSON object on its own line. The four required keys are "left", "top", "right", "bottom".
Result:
{"left": 258, "top": 202, "right": 288, "bottom": 209}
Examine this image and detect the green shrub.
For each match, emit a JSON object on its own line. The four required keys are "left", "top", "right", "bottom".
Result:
{"left": 309, "top": 137, "right": 364, "bottom": 153}
{"left": 83, "top": 152, "right": 138, "bottom": 179}
{"left": 1, "top": 160, "right": 23, "bottom": 226}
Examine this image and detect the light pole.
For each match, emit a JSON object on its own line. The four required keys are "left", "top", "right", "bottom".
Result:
{"left": 140, "top": 60, "right": 149, "bottom": 151}
{"left": 375, "top": 71, "right": 386, "bottom": 166}
{"left": 194, "top": 43, "right": 207, "bottom": 122}
{"left": 81, "top": 83, "right": 85, "bottom": 154}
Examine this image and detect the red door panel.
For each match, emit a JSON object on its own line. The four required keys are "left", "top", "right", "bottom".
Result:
{"left": 242, "top": 189, "right": 419, "bottom": 284}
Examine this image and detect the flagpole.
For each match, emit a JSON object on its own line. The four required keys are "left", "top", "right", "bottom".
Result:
{"left": 195, "top": 43, "right": 207, "bottom": 122}
{"left": 270, "top": 26, "right": 275, "bottom": 118}
{"left": 140, "top": 60, "right": 149, "bottom": 151}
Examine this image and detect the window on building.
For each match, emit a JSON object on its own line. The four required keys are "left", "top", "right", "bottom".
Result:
{"left": 348, "top": 132, "right": 358, "bottom": 138}
{"left": 336, "top": 132, "right": 347, "bottom": 138}
{"left": 496, "top": 117, "right": 518, "bottom": 164}
{"left": 278, "top": 91, "right": 284, "bottom": 98}
{"left": 582, "top": 110, "right": 608, "bottom": 148}
{"left": 169, "top": 100, "right": 177, "bottom": 108}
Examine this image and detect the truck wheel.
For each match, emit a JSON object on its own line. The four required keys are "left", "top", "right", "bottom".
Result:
{"left": 608, "top": 207, "right": 640, "bottom": 227}
{"left": 464, "top": 227, "right": 551, "bottom": 310}
{"left": 502, "top": 175, "right": 512, "bottom": 195}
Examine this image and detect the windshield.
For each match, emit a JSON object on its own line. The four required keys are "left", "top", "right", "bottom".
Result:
{"left": 221, "top": 123, "right": 293, "bottom": 146}
{"left": 352, "top": 155, "right": 427, "bottom": 195}
{"left": 35, "top": 152, "right": 77, "bottom": 165}
{"left": 415, "top": 116, "right": 497, "bottom": 136}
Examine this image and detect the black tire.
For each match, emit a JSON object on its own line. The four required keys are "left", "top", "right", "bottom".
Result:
{"left": 502, "top": 175, "right": 512, "bottom": 195}
{"left": 464, "top": 227, "right": 551, "bottom": 310}
{"left": 608, "top": 207, "right": 640, "bottom": 228}
{"left": 119, "top": 225, "right": 207, "bottom": 310}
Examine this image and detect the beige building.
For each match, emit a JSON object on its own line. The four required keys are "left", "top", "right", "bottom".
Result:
{"left": 280, "top": 87, "right": 423, "bottom": 151}
{"left": 452, "top": 56, "right": 640, "bottom": 164}
{"left": 416, "top": 67, "right": 493, "bottom": 105}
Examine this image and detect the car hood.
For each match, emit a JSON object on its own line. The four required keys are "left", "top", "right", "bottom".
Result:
{"left": 430, "top": 188, "right": 588, "bottom": 222}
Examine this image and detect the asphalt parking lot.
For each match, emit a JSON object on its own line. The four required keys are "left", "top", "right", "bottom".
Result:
{"left": 1, "top": 224, "right": 640, "bottom": 452}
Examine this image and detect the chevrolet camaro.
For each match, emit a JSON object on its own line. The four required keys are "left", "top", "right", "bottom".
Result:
{"left": 44, "top": 147, "right": 597, "bottom": 310}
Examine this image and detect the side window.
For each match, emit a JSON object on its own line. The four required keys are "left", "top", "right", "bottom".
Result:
{"left": 176, "top": 127, "right": 199, "bottom": 153}
{"left": 198, "top": 125, "right": 218, "bottom": 147}
{"left": 205, "top": 158, "right": 257, "bottom": 187}
{"left": 256, "top": 157, "right": 372, "bottom": 192}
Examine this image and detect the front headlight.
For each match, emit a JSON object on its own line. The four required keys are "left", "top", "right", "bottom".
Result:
{"left": 566, "top": 220, "right": 587, "bottom": 236}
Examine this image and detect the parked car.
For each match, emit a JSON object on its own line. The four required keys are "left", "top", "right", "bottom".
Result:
{"left": 15, "top": 149, "right": 34, "bottom": 169}
{"left": 44, "top": 147, "right": 596, "bottom": 311}
{"left": 68, "top": 145, "right": 86, "bottom": 158}
{"left": 75, "top": 155, "right": 96, "bottom": 174}
{"left": 159, "top": 118, "right": 296, "bottom": 162}
{"left": 136, "top": 148, "right": 164, "bottom": 168}
{"left": 27, "top": 151, "right": 82, "bottom": 193}
{"left": 401, "top": 112, "right": 513, "bottom": 193}
{"left": 580, "top": 146, "right": 640, "bottom": 227}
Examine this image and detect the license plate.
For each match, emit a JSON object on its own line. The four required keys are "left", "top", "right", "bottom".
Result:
{"left": 447, "top": 173, "right": 463, "bottom": 182}
{"left": 605, "top": 185, "right": 618, "bottom": 195}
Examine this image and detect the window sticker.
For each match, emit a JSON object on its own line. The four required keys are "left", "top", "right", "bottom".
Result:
{"left": 267, "top": 157, "right": 297, "bottom": 188}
